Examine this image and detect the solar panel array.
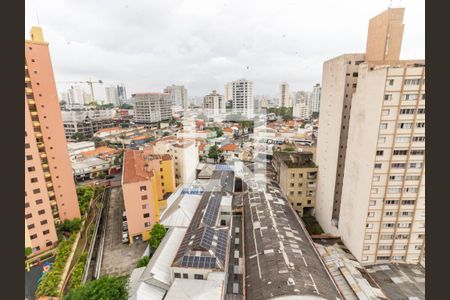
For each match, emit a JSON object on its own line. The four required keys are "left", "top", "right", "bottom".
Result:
{"left": 215, "top": 229, "right": 228, "bottom": 264}
{"left": 200, "top": 227, "right": 215, "bottom": 249}
{"left": 215, "top": 164, "right": 233, "bottom": 171}
{"left": 202, "top": 194, "right": 221, "bottom": 226}
{"left": 181, "top": 255, "right": 217, "bottom": 269}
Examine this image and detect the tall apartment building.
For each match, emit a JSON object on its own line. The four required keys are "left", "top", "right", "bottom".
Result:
{"left": 203, "top": 90, "right": 225, "bottom": 115}
{"left": 228, "top": 78, "right": 254, "bottom": 118}
{"left": 105, "top": 86, "right": 120, "bottom": 106}
{"left": 315, "top": 8, "right": 425, "bottom": 265}
{"left": 154, "top": 138, "right": 199, "bottom": 186}
{"left": 122, "top": 148, "right": 176, "bottom": 243}
{"left": 164, "top": 85, "right": 188, "bottom": 108}
{"left": 25, "top": 27, "right": 81, "bottom": 255}
{"left": 117, "top": 83, "right": 127, "bottom": 104}
{"left": 272, "top": 151, "right": 318, "bottom": 216}
{"left": 68, "top": 85, "right": 84, "bottom": 106}
{"left": 279, "top": 82, "right": 292, "bottom": 107}
{"left": 310, "top": 83, "right": 321, "bottom": 115}
{"left": 61, "top": 109, "right": 117, "bottom": 140}
{"left": 293, "top": 91, "right": 312, "bottom": 120}
{"left": 223, "top": 82, "right": 233, "bottom": 102}
{"left": 133, "top": 93, "right": 172, "bottom": 126}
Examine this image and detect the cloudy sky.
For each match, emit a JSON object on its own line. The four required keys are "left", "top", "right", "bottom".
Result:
{"left": 25, "top": 0, "right": 425, "bottom": 100}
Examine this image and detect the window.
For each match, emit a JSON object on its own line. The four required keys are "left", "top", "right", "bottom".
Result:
{"left": 183, "top": 273, "right": 188, "bottom": 279}
{"left": 363, "top": 245, "right": 370, "bottom": 250}
{"left": 401, "top": 211, "right": 414, "bottom": 217}
{"left": 388, "top": 187, "right": 401, "bottom": 194}
{"left": 421, "top": 93, "right": 425, "bottom": 100}
{"left": 194, "top": 274, "right": 204, "bottom": 280}
{"left": 291, "top": 174, "right": 295, "bottom": 178}
{"left": 377, "top": 256, "right": 390, "bottom": 260}
{"left": 381, "top": 234, "right": 394, "bottom": 240}
{"left": 25, "top": 213, "right": 32, "bottom": 219}
{"left": 365, "top": 234, "right": 371, "bottom": 240}
{"left": 26, "top": 155, "right": 33, "bottom": 160}
{"left": 290, "top": 191, "right": 294, "bottom": 196}
{"left": 374, "top": 163, "right": 382, "bottom": 169}
{"left": 378, "top": 137, "right": 386, "bottom": 143}
{"left": 413, "top": 136, "right": 425, "bottom": 142}
{"left": 143, "top": 213, "right": 150, "bottom": 218}
{"left": 417, "top": 108, "right": 425, "bottom": 114}
{"left": 25, "top": 143, "right": 30, "bottom": 148}
{"left": 371, "top": 188, "right": 378, "bottom": 194}
{"left": 385, "top": 200, "right": 399, "bottom": 205}
{"left": 142, "top": 204, "right": 148, "bottom": 209}
{"left": 416, "top": 122, "right": 425, "bottom": 128}
{"left": 387, "top": 79, "right": 394, "bottom": 86}
{"left": 298, "top": 173, "right": 303, "bottom": 178}
{"left": 410, "top": 149, "right": 425, "bottom": 156}
{"left": 398, "top": 122, "right": 413, "bottom": 129}
{"left": 40, "top": 220, "right": 48, "bottom": 225}
{"left": 394, "top": 245, "right": 408, "bottom": 250}
{"left": 46, "top": 241, "right": 53, "bottom": 247}
{"left": 366, "top": 223, "right": 374, "bottom": 229}
{"left": 38, "top": 209, "right": 45, "bottom": 215}
{"left": 373, "top": 176, "right": 380, "bottom": 182}
{"left": 352, "top": 72, "right": 358, "bottom": 77}
{"left": 382, "top": 109, "right": 390, "bottom": 116}
{"left": 140, "top": 186, "right": 147, "bottom": 192}
{"left": 402, "top": 200, "right": 416, "bottom": 205}
{"left": 141, "top": 195, "right": 148, "bottom": 200}
{"left": 297, "top": 191, "right": 302, "bottom": 195}
{"left": 35, "top": 199, "right": 43, "bottom": 205}
{"left": 290, "top": 183, "right": 294, "bottom": 187}
{"left": 144, "top": 222, "right": 151, "bottom": 227}
{"left": 43, "top": 230, "right": 50, "bottom": 235}
{"left": 414, "top": 245, "right": 422, "bottom": 250}
{"left": 384, "top": 94, "right": 392, "bottom": 101}
{"left": 352, "top": 83, "right": 357, "bottom": 88}
{"left": 25, "top": 202, "right": 30, "bottom": 208}
{"left": 376, "top": 150, "right": 384, "bottom": 156}
{"left": 28, "top": 166, "right": 36, "bottom": 172}
{"left": 379, "top": 123, "right": 388, "bottom": 129}
{"left": 405, "top": 175, "right": 420, "bottom": 181}
{"left": 403, "top": 94, "right": 418, "bottom": 101}
{"left": 418, "top": 234, "right": 424, "bottom": 239}
{"left": 409, "top": 162, "right": 423, "bottom": 169}
{"left": 383, "top": 223, "right": 394, "bottom": 228}
{"left": 396, "top": 136, "right": 410, "bottom": 143}
{"left": 174, "top": 273, "right": 181, "bottom": 278}
{"left": 30, "top": 234, "right": 38, "bottom": 240}
{"left": 389, "top": 175, "right": 403, "bottom": 181}
{"left": 379, "top": 245, "right": 392, "bottom": 250}
{"left": 393, "top": 150, "right": 408, "bottom": 155}
{"left": 397, "top": 223, "right": 411, "bottom": 228}
{"left": 404, "top": 187, "right": 418, "bottom": 193}
{"left": 307, "top": 200, "right": 312, "bottom": 204}
{"left": 296, "top": 203, "right": 301, "bottom": 206}
{"left": 27, "top": 224, "right": 35, "bottom": 230}
{"left": 368, "top": 212, "right": 375, "bottom": 217}
{"left": 400, "top": 108, "right": 415, "bottom": 115}
{"left": 391, "top": 163, "right": 405, "bottom": 169}
{"left": 404, "top": 79, "right": 420, "bottom": 85}
{"left": 385, "top": 211, "right": 395, "bottom": 217}
{"left": 31, "top": 177, "right": 38, "bottom": 183}
{"left": 369, "top": 200, "right": 376, "bottom": 206}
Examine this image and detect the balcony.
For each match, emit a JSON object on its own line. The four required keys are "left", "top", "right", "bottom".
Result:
{"left": 25, "top": 87, "right": 33, "bottom": 94}
{"left": 32, "top": 121, "right": 40, "bottom": 127}
{"left": 43, "top": 171, "right": 51, "bottom": 178}
{"left": 46, "top": 182, "right": 53, "bottom": 189}
{"left": 35, "top": 132, "right": 42, "bottom": 138}
{"left": 25, "top": 77, "right": 31, "bottom": 83}
{"left": 48, "top": 191, "right": 55, "bottom": 197}
{"left": 28, "top": 99, "right": 36, "bottom": 105}
{"left": 40, "top": 152, "right": 47, "bottom": 159}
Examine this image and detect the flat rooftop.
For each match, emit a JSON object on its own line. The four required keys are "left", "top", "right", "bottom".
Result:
{"left": 243, "top": 177, "right": 341, "bottom": 300}
{"left": 273, "top": 151, "right": 317, "bottom": 168}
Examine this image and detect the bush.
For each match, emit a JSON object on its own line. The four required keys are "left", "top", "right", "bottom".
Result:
{"left": 25, "top": 247, "right": 32, "bottom": 257}
{"left": 68, "top": 252, "right": 88, "bottom": 290}
{"left": 149, "top": 223, "right": 166, "bottom": 252}
{"left": 36, "top": 234, "right": 77, "bottom": 297}
{"left": 64, "top": 276, "right": 128, "bottom": 300}
{"left": 58, "top": 218, "right": 82, "bottom": 234}
{"left": 77, "top": 187, "right": 94, "bottom": 215}
{"left": 136, "top": 256, "right": 150, "bottom": 268}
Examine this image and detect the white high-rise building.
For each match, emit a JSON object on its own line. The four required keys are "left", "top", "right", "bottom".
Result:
{"left": 279, "top": 82, "right": 292, "bottom": 107}
{"left": 310, "top": 83, "right": 321, "bottom": 115}
{"left": 83, "top": 91, "right": 92, "bottom": 105}
{"left": 315, "top": 8, "right": 425, "bottom": 265}
{"left": 117, "top": 83, "right": 127, "bottom": 105}
{"left": 67, "top": 85, "right": 84, "bottom": 106}
{"left": 164, "top": 85, "right": 188, "bottom": 108}
{"left": 105, "top": 86, "right": 120, "bottom": 106}
{"left": 293, "top": 91, "right": 311, "bottom": 120}
{"left": 224, "top": 82, "right": 233, "bottom": 102}
{"left": 228, "top": 79, "right": 254, "bottom": 118}
{"left": 203, "top": 90, "right": 225, "bottom": 115}
{"left": 133, "top": 93, "right": 172, "bottom": 125}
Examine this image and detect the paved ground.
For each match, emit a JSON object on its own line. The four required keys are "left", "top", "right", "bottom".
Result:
{"left": 366, "top": 263, "right": 425, "bottom": 300}
{"left": 25, "top": 257, "right": 55, "bottom": 300}
{"left": 100, "top": 187, "right": 147, "bottom": 277}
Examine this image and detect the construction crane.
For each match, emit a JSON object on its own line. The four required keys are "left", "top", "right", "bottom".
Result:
{"left": 57, "top": 79, "right": 103, "bottom": 103}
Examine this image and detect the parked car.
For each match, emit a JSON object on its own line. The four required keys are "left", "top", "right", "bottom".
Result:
{"left": 122, "top": 221, "right": 128, "bottom": 231}
{"left": 122, "top": 211, "right": 127, "bottom": 221}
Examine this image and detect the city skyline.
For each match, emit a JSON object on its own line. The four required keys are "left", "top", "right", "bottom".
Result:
{"left": 25, "top": 0, "right": 424, "bottom": 98}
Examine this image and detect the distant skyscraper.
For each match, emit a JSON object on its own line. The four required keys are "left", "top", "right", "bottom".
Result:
{"left": 67, "top": 85, "right": 84, "bottom": 106}
{"left": 105, "top": 86, "right": 120, "bottom": 106}
{"left": 279, "top": 82, "right": 292, "bottom": 107}
{"left": 228, "top": 79, "right": 254, "bottom": 118}
{"left": 310, "top": 83, "right": 321, "bottom": 115}
{"left": 164, "top": 85, "right": 188, "bottom": 108}
{"left": 293, "top": 91, "right": 311, "bottom": 120}
{"left": 117, "top": 83, "right": 127, "bottom": 105}
{"left": 25, "top": 27, "right": 81, "bottom": 255}
{"left": 224, "top": 82, "right": 233, "bottom": 102}
{"left": 315, "top": 8, "right": 425, "bottom": 265}
{"left": 133, "top": 92, "right": 172, "bottom": 125}
{"left": 83, "top": 91, "right": 92, "bottom": 105}
{"left": 203, "top": 90, "right": 225, "bottom": 115}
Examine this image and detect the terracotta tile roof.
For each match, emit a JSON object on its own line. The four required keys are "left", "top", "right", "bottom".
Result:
{"left": 223, "top": 128, "right": 233, "bottom": 132}
{"left": 123, "top": 148, "right": 172, "bottom": 184}
{"left": 198, "top": 144, "right": 206, "bottom": 151}
{"left": 220, "top": 144, "right": 238, "bottom": 152}
{"left": 95, "top": 127, "right": 121, "bottom": 134}
{"left": 81, "top": 146, "right": 118, "bottom": 158}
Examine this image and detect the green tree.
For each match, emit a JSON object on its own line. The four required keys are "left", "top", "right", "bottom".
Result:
{"left": 149, "top": 223, "right": 166, "bottom": 252}
{"left": 25, "top": 247, "right": 32, "bottom": 257}
{"left": 119, "top": 103, "right": 133, "bottom": 109}
{"left": 71, "top": 132, "right": 86, "bottom": 142}
{"left": 169, "top": 117, "right": 177, "bottom": 126}
{"left": 57, "top": 218, "right": 82, "bottom": 234}
{"left": 163, "top": 131, "right": 170, "bottom": 137}
{"left": 91, "top": 137, "right": 103, "bottom": 147}
{"left": 136, "top": 256, "right": 150, "bottom": 268}
{"left": 284, "top": 146, "right": 296, "bottom": 152}
{"left": 208, "top": 145, "right": 222, "bottom": 163}
{"left": 64, "top": 276, "right": 128, "bottom": 300}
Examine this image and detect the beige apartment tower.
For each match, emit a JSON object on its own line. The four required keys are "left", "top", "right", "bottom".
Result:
{"left": 315, "top": 8, "right": 425, "bottom": 265}
{"left": 25, "top": 27, "right": 81, "bottom": 255}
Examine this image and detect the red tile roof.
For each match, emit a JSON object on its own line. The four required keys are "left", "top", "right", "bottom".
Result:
{"left": 220, "top": 144, "right": 238, "bottom": 152}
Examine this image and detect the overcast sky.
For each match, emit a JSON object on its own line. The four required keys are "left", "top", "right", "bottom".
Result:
{"left": 25, "top": 0, "right": 425, "bottom": 99}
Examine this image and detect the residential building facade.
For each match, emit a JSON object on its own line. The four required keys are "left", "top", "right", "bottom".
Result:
{"left": 203, "top": 90, "right": 225, "bottom": 115}
{"left": 273, "top": 152, "right": 318, "bottom": 216}
{"left": 293, "top": 91, "right": 312, "bottom": 120}
{"left": 61, "top": 109, "right": 116, "bottom": 140}
{"left": 25, "top": 27, "right": 81, "bottom": 255}
{"left": 279, "top": 82, "right": 292, "bottom": 107}
{"left": 311, "top": 83, "right": 321, "bottom": 115}
{"left": 228, "top": 79, "right": 254, "bottom": 118}
{"left": 315, "top": 8, "right": 425, "bottom": 265}
{"left": 105, "top": 85, "right": 120, "bottom": 106}
{"left": 122, "top": 148, "right": 176, "bottom": 243}
{"left": 164, "top": 85, "right": 188, "bottom": 108}
{"left": 133, "top": 93, "right": 172, "bottom": 126}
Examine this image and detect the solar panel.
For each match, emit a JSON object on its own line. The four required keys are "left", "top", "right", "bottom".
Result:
{"left": 202, "top": 194, "right": 221, "bottom": 226}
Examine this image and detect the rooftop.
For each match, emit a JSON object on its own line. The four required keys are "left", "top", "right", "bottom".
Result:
{"left": 273, "top": 151, "right": 317, "bottom": 168}
{"left": 164, "top": 278, "right": 224, "bottom": 300}
{"left": 243, "top": 175, "right": 341, "bottom": 300}
{"left": 220, "top": 144, "right": 239, "bottom": 152}
{"left": 123, "top": 148, "right": 172, "bottom": 184}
